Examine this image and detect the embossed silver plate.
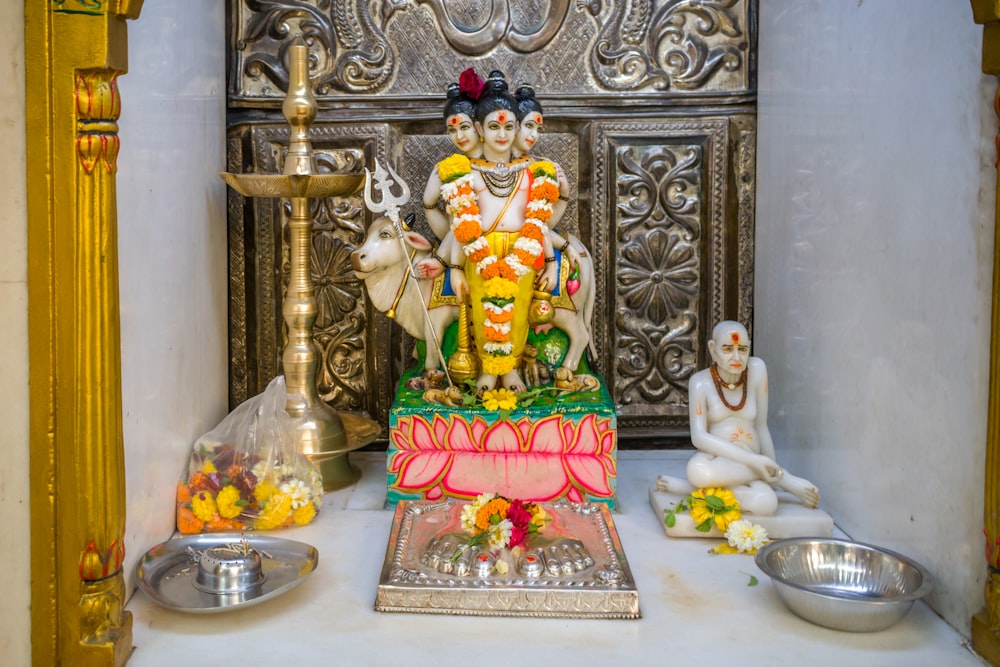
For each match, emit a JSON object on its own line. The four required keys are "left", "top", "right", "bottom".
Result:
{"left": 375, "top": 500, "right": 640, "bottom": 619}
{"left": 136, "top": 533, "right": 318, "bottom": 613}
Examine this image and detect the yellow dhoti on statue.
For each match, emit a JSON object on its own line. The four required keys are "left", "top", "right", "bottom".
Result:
{"left": 466, "top": 230, "right": 536, "bottom": 376}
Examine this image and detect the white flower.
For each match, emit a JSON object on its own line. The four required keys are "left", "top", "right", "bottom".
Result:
{"left": 460, "top": 502, "right": 478, "bottom": 532}
{"left": 280, "top": 478, "right": 311, "bottom": 509}
{"left": 724, "top": 519, "right": 768, "bottom": 553}
{"left": 488, "top": 519, "right": 513, "bottom": 549}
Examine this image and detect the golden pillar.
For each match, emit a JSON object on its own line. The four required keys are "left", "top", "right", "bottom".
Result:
{"left": 25, "top": 1, "right": 142, "bottom": 665}
{"left": 974, "top": 2, "right": 1000, "bottom": 664}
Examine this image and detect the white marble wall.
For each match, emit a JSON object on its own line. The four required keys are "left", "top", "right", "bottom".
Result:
{"left": 756, "top": 1, "right": 994, "bottom": 633}
{"left": 117, "top": 3, "right": 228, "bottom": 589}
{"left": 0, "top": 3, "right": 29, "bottom": 664}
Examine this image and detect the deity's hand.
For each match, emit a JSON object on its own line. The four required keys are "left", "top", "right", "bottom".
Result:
{"left": 421, "top": 531, "right": 488, "bottom": 577}
{"left": 526, "top": 536, "right": 594, "bottom": 577}
{"left": 752, "top": 455, "right": 783, "bottom": 484}
{"left": 566, "top": 244, "right": 582, "bottom": 270}
{"left": 450, "top": 268, "right": 469, "bottom": 299}
{"left": 537, "top": 262, "right": 558, "bottom": 293}
{"left": 414, "top": 257, "right": 444, "bottom": 280}
{"left": 555, "top": 163, "right": 569, "bottom": 194}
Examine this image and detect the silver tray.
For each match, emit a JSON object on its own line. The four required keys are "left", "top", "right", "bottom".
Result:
{"left": 376, "top": 500, "right": 640, "bottom": 619}
{"left": 136, "top": 533, "right": 318, "bottom": 613}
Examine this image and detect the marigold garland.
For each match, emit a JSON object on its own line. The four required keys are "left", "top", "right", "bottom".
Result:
{"left": 438, "top": 155, "right": 558, "bottom": 374}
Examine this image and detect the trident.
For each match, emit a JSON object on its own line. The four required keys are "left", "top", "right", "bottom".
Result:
{"left": 363, "top": 160, "right": 453, "bottom": 386}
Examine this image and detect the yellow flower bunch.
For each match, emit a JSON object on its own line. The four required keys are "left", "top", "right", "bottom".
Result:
{"left": 191, "top": 491, "right": 218, "bottom": 523}
{"left": 531, "top": 160, "right": 557, "bottom": 180}
{"left": 215, "top": 485, "right": 243, "bottom": 519}
{"left": 254, "top": 493, "right": 292, "bottom": 530}
{"left": 663, "top": 486, "right": 741, "bottom": 533}
{"left": 293, "top": 502, "right": 317, "bottom": 526}
{"left": 481, "top": 355, "right": 517, "bottom": 376}
{"left": 483, "top": 277, "right": 519, "bottom": 300}
{"left": 438, "top": 153, "right": 472, "bottom": 183}
{"left": 482, "top": 388, "right": 518, "bottom": 411}
{"left": 689, "top": 487, "right": 741, "bottom": 532}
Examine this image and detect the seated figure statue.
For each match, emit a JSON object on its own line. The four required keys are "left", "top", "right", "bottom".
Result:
{"left": 657, "top": 320, "right": 819, "bottom": 515}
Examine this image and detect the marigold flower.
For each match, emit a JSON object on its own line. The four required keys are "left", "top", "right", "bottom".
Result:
{"left": 483, "top": 278, "right": 518, "bottom": 300}
{"left": 489, "top": 308, "right": 514, "bottom": 323}
{"left": 438, "top": 154, "right": 472, "bottom": 183}
{"left": 255, "top": 479, "right": 276, "bottom": 502}
{"left": 201, "top": 460, "right": 218, "bottom": 474}
{"left": 177, "top": 506, "right": 205, "bottom": 534}
{"left": 519, "top": 222, "right": 545, "bottom": 241}
{"left": 207, "top": 516, "right": 243, "bottom": 532}
{"left": 533, "top": 181, "right": 559, "bottom": 201}
{"left": 216, "top": 485, "right": 244, "bottom": 519}
{"left": 482, "top": 356, "right": 516, "bottom": 375}
{"left": 475, "top": 496, "right": 511, "bottom": 530}
{"left": 484, "top": 326, "right": 507, "bottom": 342}
{"left": 254, "top": 494, "right": 292, "bottom": 530}
{"left": 454, "top": 219, "right": 482, "bottom": 244}
{"left": 482, "top": 388, "right": 518, "bottom": 411}
{"left": 191, "top": 491, "right": 218, "bottom": 523}
{"left": 176, "top": 482, "right": 192, "bottom": 504}
{"left": 293, "top": 502, "right": 317, "bottom": 526}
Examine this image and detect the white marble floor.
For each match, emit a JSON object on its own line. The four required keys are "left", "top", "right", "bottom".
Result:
{"left": 126, "top": 451, "right": 985, "bottom": 666}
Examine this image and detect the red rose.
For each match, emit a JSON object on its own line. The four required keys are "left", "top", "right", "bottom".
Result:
{"left": 458, "top": 68, "right": 484, "bottom": 101}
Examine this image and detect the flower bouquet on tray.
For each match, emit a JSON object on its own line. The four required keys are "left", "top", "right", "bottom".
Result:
{"left": 450, "top": 493, "right": 550, "bottom": 572}
{"left": 176, "top": 376, "right": 324, "bottom": 534}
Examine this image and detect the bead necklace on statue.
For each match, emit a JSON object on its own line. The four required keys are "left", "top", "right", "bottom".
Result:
{"left": 710, "top": 363, "right": 748, "bottom": 411}
{"left": 437, "top": 152, "right": 559, "bottom": 376}
{"left": 471, "top": 155, "right": 531, "bottom": 198}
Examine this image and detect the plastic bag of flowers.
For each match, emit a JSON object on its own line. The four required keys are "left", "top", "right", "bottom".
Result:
{"left": 176, "top": 376, "right": 324, "bottom": 534}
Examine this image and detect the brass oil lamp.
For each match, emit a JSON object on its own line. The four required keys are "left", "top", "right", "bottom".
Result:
{"left": 221, "top": 37, "right": 365, "bottom": 489}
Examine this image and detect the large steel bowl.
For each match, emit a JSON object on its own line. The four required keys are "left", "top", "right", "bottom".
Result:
{"left": 755, "top": 537, "right": 932, "bottom": 632}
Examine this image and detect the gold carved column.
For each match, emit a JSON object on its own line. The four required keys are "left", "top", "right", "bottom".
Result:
{"left": 974, "top": 2, "right": 1000, "bottom": 665}
{"left": 25, "top": 1, "right": 142, "bottom": 665}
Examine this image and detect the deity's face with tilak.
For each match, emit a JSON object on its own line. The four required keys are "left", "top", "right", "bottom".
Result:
{"left": 709, "top": 323, "right": 750, "bottom": 376}
{"left": 476, "top": 109, "right": 517, "bottom": 159}
{"left": 446, "top": 113, "right": 478, "bottom": 155}
{"left": 515, "top": 111, "right": 543, "bottom": 155}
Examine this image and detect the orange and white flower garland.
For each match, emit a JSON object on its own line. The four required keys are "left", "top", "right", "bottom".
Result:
{"left": 438, "top": 154, "right": 559, "bottom": 375}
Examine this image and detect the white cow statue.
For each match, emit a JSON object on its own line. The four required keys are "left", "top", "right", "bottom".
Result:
{"left": 351, "top": 216, "right": 596, "bottom": 383}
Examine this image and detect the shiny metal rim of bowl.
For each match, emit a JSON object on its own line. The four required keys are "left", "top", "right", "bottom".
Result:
{"left": 754, "top": 537, "right": 934, "bottom": 603}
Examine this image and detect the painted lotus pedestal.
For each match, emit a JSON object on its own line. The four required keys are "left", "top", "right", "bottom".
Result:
{"left": 385, "top": 357, "right": 618, "bottom": 508}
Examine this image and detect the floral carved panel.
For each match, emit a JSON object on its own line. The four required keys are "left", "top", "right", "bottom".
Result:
{"left": 592, "top": 119, "right": 746, "bottom": 435}
{"left": 229, "top": 0, "right": 755, "bottom": 103}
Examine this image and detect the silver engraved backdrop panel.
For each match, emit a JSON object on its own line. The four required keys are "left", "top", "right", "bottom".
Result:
{"left": 226, "top": 0, "right": 757, "bottom": 442}
{"left": 230, "top": 0, "right": 754, "bottom": 101}
{"left": 593, "top": 119, "right": 738, "bottom": 434}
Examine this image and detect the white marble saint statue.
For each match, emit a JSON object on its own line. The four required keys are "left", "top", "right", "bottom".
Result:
{"left": 657, "top": 321, "right": 819, "bottom": 515}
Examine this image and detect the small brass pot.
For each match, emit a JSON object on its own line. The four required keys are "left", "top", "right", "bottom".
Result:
{"left": 528, "top": 289, "right": 555, "bottom": 325}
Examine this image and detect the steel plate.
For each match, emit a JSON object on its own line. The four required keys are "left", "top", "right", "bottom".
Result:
{"left": 136, "top": 533, "right": 318, "bottom": 613}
